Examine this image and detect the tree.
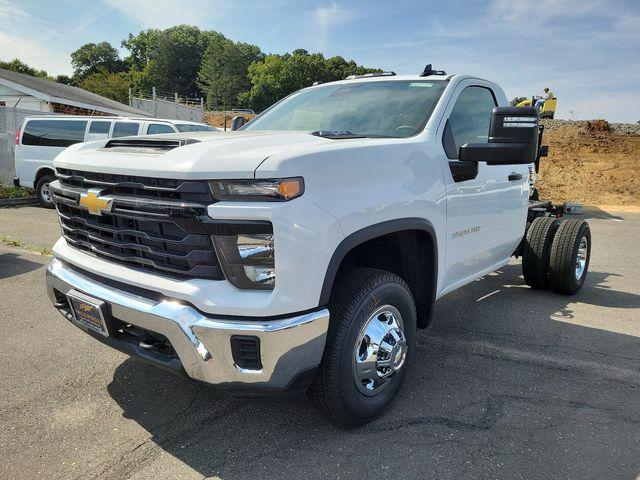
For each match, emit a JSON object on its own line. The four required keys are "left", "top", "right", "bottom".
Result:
{"left": 55, "top": 74, "right": 73, "bottom": 85}
{"left": 0, "top": 59, "right": 50, "bottom": 79}
{"left": 70, "top": 42, "right": 126, "bottom": 81}
{"left": 121, "top": 29, "right": 160, "bottom": 70}
{"left": 79, "top": 69, "right": 130, "bottom": 104}
{"left": 146, "top": 25, "right": 213, "bottom": 97}
{"left": 199, "top": 38, "right": 263, "bottom": 109}
{"left": 242, "top": 50, "right": 380, "bottom": 111}
{"left": 510, "top": 96, "right": 527, "bottom": 106}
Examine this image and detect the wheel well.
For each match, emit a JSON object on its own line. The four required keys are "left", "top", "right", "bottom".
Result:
{"left": 35, "top": 167, "right": 55, "bottom": 183}
{"left": 328, "top": 229, "right": 437, "bottom": 329}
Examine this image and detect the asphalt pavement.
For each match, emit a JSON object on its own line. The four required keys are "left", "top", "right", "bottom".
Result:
{"left": 0, "top": 206, "right": 639, "bottom": 479}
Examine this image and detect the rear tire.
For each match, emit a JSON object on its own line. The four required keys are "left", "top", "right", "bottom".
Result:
{"left": 522, "top": 216, "right": 560, "bottom": 290}
{"left": 36, "top": 175, "right": 55, "bottom": 208}
{"left": 549, "top": 219, "right": 591, "bottom": 295}
{"left": 308, "top": 268, "right": 417, "bottom": 427}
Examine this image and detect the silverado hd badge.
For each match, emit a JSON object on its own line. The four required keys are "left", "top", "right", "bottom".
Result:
{"left": 78, "top": 189, "right": 113, "bottom": 216}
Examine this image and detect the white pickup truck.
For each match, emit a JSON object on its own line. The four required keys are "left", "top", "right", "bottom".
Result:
{"left": 46, "top": 67, "right": 591, "bottom": 426}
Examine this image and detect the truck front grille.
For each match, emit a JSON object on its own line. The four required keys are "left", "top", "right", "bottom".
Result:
{"left": 51, "top": 169, "right": 224, "bottom": 280}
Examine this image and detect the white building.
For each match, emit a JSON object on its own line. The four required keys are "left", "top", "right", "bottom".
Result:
{"left": 0, "top": 68, "right": 151, "bottom": 185}
{"left": 0, "top": 68, "right": 149, "bottom": 117}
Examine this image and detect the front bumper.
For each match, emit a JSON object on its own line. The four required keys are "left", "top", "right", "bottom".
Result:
{"left": 46, "top": 257, "right": 329, "bottom": 395}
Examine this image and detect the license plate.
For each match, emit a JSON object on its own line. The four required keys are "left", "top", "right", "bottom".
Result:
{"left": 67, "top": 292, "right": 109, "bottom": 337}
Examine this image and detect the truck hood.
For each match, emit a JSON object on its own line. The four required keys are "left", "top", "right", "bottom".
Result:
{"left": 54, "top": 131, "right": 336, "bottom": 179}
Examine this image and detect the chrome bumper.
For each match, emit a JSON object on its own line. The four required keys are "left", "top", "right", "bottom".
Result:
{"left": 45, "top": 257, "right": 329, "bottom": 392}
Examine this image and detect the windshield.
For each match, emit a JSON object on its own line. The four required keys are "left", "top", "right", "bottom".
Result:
{"left": 175, "top": 124, "right": 217, "bottom": 132}
{"left": 244, "top": 80, "right": 447, "bottom": 138}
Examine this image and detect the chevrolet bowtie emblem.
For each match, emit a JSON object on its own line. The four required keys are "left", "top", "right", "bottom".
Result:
{"left": 78, "top": 189, "right": 113, "bottom": 216}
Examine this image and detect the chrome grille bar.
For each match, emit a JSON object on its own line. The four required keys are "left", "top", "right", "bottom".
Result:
{"left": 52, "top": 170, "right": 223, "bottom": 280}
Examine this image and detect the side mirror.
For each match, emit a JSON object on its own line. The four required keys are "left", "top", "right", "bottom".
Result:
{"left": 231, "top": 116, "right": 246, "bottom": 131}
{"left": 459, "top": 106, "right": 539, "bottom": 165}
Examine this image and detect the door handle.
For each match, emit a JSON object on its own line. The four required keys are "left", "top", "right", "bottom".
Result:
{"left": 508, "top": 173, "right": 523, "bottom": 181}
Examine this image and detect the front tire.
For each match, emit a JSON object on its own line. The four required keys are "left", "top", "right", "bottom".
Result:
{"left": 36, "top": 175, "right": 55, "bottom": 208}
{"left": 308, "top": 268, "right": 417, "bottom": 427}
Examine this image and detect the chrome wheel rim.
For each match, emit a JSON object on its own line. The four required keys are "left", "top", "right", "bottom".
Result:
{"left": 352, "top": 305, "right": 407, "bottom": 396}
{"left": 575, "top": 236, "right": 588, "bottom": 280}
{"left": 41, "top": 182, "right": 52, "bottom": 204}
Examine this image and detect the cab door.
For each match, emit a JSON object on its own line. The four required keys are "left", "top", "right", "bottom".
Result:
{"left": 440, "top": 83, "right": 529, "bottom": 292}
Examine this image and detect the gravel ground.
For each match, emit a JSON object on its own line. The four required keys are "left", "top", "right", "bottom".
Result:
{"left": 541, "top": 118, "right": 640, "bottom": 135}
{"left": 0, "top": 207, "right": 639, "bottom": 479}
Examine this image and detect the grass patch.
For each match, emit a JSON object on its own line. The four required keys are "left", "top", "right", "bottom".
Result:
{"left": 0, "top": 181, "right": 32, "bottom": 199}
{"left": 0, "top": 235, "right": 52, "bottom": 256}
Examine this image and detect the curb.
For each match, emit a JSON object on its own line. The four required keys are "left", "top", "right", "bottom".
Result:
{"left": 0, "top": 196, "right": 39, "bottom": 208}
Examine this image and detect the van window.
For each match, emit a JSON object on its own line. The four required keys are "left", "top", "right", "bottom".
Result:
{"left": 22, "top": 119, "right": 88, "bottom": 147}
{"left": 175, "top": 124, "right": 216, "bottom": 132}
{"left": 147, "top": 123, "right": 176, "bottom": 134}
{"left": 86, "top": 120, "right": 112, "bottom": 142}
{"left": 112, "top": 122, "right": 140, "bottom": 138}
{"left": 89, "top": 121, "right": 110, "bottom": 134}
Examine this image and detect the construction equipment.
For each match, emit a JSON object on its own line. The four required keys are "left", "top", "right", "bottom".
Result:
{"left": 517, "top": 96, "right": 557, "bottom": 119}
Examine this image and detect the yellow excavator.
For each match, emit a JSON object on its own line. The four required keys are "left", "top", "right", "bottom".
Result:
{"left": 516, "top": 96, "right": 557, "bottom": 119}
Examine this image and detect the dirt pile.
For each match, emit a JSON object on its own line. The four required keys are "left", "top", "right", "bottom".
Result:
{"left": 204, "top": 111, "right": 256, "bottom": 129}
{"left": 537, "top": 120, "right": 640, "bottom": 206}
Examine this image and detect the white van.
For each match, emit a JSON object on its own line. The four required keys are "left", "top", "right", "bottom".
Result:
{"left": 14, "top": 116, "right": 219, "bottom": 207}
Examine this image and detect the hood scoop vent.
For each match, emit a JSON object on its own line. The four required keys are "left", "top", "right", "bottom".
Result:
{"left": 104, "top": 138, "right": 200, "bottom": 152}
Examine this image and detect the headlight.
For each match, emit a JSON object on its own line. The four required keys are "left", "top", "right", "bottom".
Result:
{"left": 213, "top": 233, "right": 275, "bottom": 290}
{"left": 209, "top": 177, "right": 304, "bottom": 201}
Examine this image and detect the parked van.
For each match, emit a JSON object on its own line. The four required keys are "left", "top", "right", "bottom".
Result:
{"left": 14, "top": 116, "right": 219, "bottom": 207}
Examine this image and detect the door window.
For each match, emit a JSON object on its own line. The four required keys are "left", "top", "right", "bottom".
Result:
{"left": 21, "top": 120, "right": 88, "bottom": 147}
{"left": 86, "top": 121, "right": 111, "bottom": 141}
{"left": 447, "top": 86, "right": 496, "bottom": 154}
{"left": 147, "top": 123, "right": 175, "bottom": 134}
{"left": 112, "top": 122, "right": 140, "bottom": 137}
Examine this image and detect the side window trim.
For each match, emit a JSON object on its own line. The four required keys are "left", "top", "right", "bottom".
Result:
{"left": 441, "top": 85, "right": 497, "bottom": 160}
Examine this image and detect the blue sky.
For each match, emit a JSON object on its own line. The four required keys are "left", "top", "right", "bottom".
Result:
{"left": 1, "top": 0, "right": 639, "bottom": 122}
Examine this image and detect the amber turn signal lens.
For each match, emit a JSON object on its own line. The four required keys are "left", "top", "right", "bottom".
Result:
{"left": 278, "top": 178, "right": 303, "bottom": 200}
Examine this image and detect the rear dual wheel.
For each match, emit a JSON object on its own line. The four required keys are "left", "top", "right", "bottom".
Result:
{"left": 523, "top": 217, "right": 560, "bottom": 290}
{"left": 549, "top": 219, "right": 591, "bottom": 294}
{"left": 522, "top": 217, "right": 591, "bottom": 295}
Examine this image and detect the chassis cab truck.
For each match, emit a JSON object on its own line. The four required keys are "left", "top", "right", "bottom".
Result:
{"left": 46, "top": 68, "right": 591, "bottom": 426}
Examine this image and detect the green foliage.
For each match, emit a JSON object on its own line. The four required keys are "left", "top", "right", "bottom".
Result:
{"left": 3, "top": 26, "right": 382, "bottom": 111}
{"left": 145, "top": 25, "right": 213, "bottom": 97}
{"left": 55, "top": 74, "right": 73, "bottom": 85}
{"left": 0, "top": 181, "right": 31, "bottom": 199}
{"left": 70, "top": 42, "right": 126, "bottom": 81}
{"left": 121, "top": 29, "right": 160, "bottom": 70}
{"left": 242, "top": 50, "right": 381, "bottom": 111}
{"left": 199, "top": 38, "right": 263, "bottom": 109}
{"left": 0, "top": 59, "right": 50, "bottom": 79}
{"left": 510, "top": 96, "right": 528, "bottom": 106}
{"left": 78, "top": 69, "right": 131, "bottom": 104}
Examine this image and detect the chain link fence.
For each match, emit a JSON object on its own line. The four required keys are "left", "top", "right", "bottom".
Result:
{"left": 130, "top": 88, "right": 204, "bottom": 123}
{"left": 0, "top": 107, "right": 59, "bottom": 185}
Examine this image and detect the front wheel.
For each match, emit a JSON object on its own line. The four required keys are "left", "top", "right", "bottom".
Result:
{"left": 308, "top": 268, "right": 416, "bottom": 427}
